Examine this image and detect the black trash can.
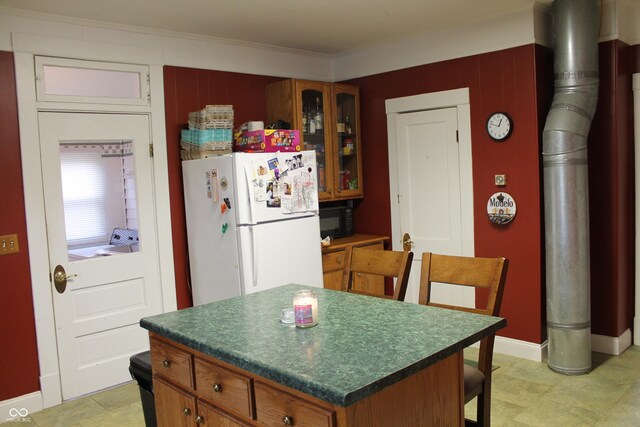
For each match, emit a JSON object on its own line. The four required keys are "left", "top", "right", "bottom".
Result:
{"left": 129, "top": 351, "right": 157, "bottom": 427}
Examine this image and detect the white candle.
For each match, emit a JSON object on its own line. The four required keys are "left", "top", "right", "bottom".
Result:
{"left": 293, "top": 290, "right": 318, "bottom": 327}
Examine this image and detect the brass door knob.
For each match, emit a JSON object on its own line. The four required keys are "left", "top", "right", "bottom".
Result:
{"left": 402, "top": 233, "right": 413, "bottom": 251}
{"left": 53, "top": 265, "right": 77, "bottom": 294}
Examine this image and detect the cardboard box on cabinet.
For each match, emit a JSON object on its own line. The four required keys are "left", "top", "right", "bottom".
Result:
{"left": 234, "top": 129, "right": 301, "bottom": 152}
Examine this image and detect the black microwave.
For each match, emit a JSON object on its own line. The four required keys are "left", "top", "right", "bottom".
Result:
{"left": 319, "top": 205, "right": 354, "bottom": 239}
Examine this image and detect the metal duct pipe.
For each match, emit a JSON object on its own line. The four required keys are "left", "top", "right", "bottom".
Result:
{"left": 543, "top": 0, "right": 599, "bottom": 375}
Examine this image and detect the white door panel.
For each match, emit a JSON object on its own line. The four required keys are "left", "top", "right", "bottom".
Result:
{"left": 395, "top": 108, "right": 472, "bottom": 306}
{"left": 39, "top": 112, "right": 163, "bottom": 399}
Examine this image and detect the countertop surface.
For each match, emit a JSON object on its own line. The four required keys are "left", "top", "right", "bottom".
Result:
{"left": 141, "top": 284, "right": 505, "bottom": 406}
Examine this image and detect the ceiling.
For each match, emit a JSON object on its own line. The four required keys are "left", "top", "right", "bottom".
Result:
{"left": 0, "top": 0, "right": 551, "bottom": 55}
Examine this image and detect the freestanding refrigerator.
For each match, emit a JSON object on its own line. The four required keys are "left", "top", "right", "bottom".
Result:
{"left": 182, "top": 150, "right": 323, "bottom": 306}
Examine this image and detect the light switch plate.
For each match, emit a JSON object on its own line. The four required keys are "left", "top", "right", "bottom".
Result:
{"left": 495, "top": 174, "right": 507, "bottom": 186}
{"left": 0, "top": 234, "right": 19, "bottom": 255}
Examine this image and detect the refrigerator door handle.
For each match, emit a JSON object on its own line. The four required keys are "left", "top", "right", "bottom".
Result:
{"left": 251, "top": 227, "right": 259, "bottom": 287}
{"left": 244, "top": 163, "right": 256, "bottom": 225}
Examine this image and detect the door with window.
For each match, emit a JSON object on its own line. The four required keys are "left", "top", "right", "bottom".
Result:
{"left": 39, "top": 112, "right": 163, "bottom": 399}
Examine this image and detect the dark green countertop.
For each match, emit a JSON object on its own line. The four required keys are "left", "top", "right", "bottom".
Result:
{"left": 140, "top": 284, "right": 505, "bottom": 407}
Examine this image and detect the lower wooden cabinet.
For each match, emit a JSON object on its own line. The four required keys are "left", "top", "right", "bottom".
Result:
{"left": 154, "top": 378, "right": 198, "bottom": 427}
{"left": 321, "top": 234, "right": 389, "bottom": 295}
{"left": 254, "top": 382, "right": 335, "bottom": 427}
{"left": 151, "top": 337, "right": 335, "bottom": 427}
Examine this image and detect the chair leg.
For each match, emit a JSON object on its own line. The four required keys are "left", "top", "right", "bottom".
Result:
{"left": 476, "top": 392, "right": 485, "bottom": 426}
{"left": 476, "top": 382, "right": 492, "bottom": 427}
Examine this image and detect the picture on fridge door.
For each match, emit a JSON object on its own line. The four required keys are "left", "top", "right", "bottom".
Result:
{"left": 249, "top": 152, "right": 317, "bottom": 212}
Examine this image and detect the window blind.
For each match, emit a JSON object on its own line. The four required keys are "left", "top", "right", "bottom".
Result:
{"left": 60, "top": 147, "right": 108, "bottom": 246}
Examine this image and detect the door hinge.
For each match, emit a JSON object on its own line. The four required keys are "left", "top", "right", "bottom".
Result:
{"left": 397, "top": 194, "right": 401, "bottom": 203}
{"left": 149, "top": 144, "right": 154, "bottom": 157}
{"left": 146, "top": 74, "right": 151, "bottom": 102}
{"left": 456, "top": 130, "right": 459, "bottom": 143}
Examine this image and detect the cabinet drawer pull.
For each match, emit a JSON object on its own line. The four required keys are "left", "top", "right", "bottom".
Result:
{"left": 195, "top": 415, "right": 204, "bottom": 424}
{"left": 162, "top": 359, "right": 171, "bottom": 368}
{"left": 282, "top": 415, "right": 294, "bottom": 426}
{"left": 183, "top": 407, "right": 191, "bottom": 416}
{"left": 337, "top": 258, "right": 342, "bottom": 264}
{"left": 212, "top": 383, "right": 222, "bottom": 392}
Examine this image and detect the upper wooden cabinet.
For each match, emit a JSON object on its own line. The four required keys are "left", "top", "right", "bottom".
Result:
{"left": 266, "top": 80, "right": 363, "bottom": 201}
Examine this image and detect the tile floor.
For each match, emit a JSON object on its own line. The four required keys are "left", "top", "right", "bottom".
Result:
{"left": 3, "top": 345, "right": 639, "bottom": 426}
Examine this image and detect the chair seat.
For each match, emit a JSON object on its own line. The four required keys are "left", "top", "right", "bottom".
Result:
{"left": 463, "top": 364, "right": 485, "bottom": 403}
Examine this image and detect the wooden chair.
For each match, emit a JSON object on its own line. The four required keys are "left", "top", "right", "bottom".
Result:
{"left": 341, "top": 247, "right": 414, "bottom": 301}
{"left": 418, "top": 252, "right": 508, "bottom": 427}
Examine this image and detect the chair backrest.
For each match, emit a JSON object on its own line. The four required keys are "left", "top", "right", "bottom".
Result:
{"left": 341, "top": 247, "right": 414, "bottom": 301}
{"left": 418, "top": 252, "right": 508, "bottom": 372}
{"left": 419, "top": 252, "right": 508, "bottom": 316}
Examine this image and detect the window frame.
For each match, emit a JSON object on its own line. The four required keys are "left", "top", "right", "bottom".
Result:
{"left": 35, "top": 56, "right": 150, "bottom": 106}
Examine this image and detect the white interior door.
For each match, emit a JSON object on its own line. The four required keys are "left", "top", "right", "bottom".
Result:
{"left": 395, "top": 107, "right": 472, "bottom": 306}
{"left": 38, "top": 112, "right": 163, "bottom": 399}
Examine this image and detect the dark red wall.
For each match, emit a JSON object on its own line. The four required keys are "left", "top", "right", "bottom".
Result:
{"left": 343, "top": 45, "right": 548, "bottom": 343}
{"left": 0, "top": 51, "right": 41, "bottom": 400}
{"left": 589, "top": 40, "right": 635, "bottom": 337}
{"left": 0, "top": 40, "right": 636, "bottom": 401}
{"left": 163, "top": 66, "right": 282, "bottom": 308}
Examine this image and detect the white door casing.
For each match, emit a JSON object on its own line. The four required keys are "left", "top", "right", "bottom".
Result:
{"left": 14, "top": 38, "right": 176, "bottom": 410}
{"left": 386, "top": 88, "right": 475, "bottom": 305}
{"left": 39, "top": 112, "right": 164, "bottom": 399}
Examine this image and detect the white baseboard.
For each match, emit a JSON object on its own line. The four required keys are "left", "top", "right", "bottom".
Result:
{"left": 39, "top": 371, "right": 62, "bottom": 408}
{"left": 492, "top": 329, "right": 634, "bottom": 364}
{"left": 635, "top": 317, "right": 640, "bottom": 346}
{"left": 591, "top": 329, "right": 632, "bottom": 355}
{"left": 0, "top": 391, "right": 43, "bottom": 423}
{"left": 494, "top": 335, "right": 547, "bottom": 362}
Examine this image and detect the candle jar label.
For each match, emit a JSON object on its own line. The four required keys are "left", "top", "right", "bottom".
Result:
{"left": 294, "top": 304, "right": 314, "bottom": 325}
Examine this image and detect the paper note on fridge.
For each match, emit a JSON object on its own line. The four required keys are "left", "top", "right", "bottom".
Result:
{"left": 246, "top": 152, "right": 317, "bottom": 213}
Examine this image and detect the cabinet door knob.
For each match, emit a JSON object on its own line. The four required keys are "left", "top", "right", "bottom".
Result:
{"left": 282, "top": 415, "right": 294, "bottom": 426}
{"left": 183, "top": 407, "right": 191, "bottom": 416}
{"left": 337, "top": 258, "right": 342, "bottom": 264}
{"left": 162, "top": 359, "right": 171, "bottom": 368}
{"left": 195, "top": 415, "right": 204, "bottom": 424}
{"left": 212, "top": 383, "right": 222, "bottom": 392}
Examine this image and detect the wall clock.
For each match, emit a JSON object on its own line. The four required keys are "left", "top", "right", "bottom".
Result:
{"left": 486, "top": 112, "right": 513, "bottom": 142}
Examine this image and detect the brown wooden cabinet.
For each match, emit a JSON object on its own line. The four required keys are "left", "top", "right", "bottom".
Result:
{"left": 266, "top": 80, "right": 363, "bottom": 201}
{"left": 150, "top": 332, "right": 464, "bottom": 427}
{"left": 151, "top": 336, "right": 336, "bottom": 427}
{"left": 321, "top": 234, "right": 389, "bottom": 296}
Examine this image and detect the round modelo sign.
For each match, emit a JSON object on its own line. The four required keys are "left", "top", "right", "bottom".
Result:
{"left": 487, "top": 192, "right": 516, "bottom": 225}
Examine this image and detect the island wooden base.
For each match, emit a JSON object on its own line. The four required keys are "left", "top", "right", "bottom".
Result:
{"left": 150, "top": 333, "right": 464, "bottom": 426}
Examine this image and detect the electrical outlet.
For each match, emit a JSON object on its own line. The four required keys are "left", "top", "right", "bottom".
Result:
{"left": 0, "top": 234, "right": 19, "bottom": 255}
{"left": 495, "top": 174, "right": 507, "bottom": 186}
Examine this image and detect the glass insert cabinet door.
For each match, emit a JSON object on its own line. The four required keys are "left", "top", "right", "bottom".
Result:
{"left": 300, "top": 85, "right": 331, "bottom": 198}
{"left": 333, "top": 84, "right": 362, "bottom": 198}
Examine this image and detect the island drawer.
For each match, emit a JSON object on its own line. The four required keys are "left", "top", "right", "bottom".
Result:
{"left": 194, "top": 357, "right": 254, "bottom": 420}
{"left": 150, "top": 337, "right": 194, "bottom": 390}
{"left": 254, "top": 381, "right": 335, "bottom": 427}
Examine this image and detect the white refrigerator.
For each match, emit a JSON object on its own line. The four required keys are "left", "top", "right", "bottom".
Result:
{"left": 182, "top": 151, "right": 323, "bottom": 306}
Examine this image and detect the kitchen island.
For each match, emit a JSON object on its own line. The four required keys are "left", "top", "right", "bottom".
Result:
{"left": 141, "top": 284, "right": 505, "bottom": 426}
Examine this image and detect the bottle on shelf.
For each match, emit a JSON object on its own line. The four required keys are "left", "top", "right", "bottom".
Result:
{"left": 308, "top": 107, "right": 316, "bottom": 134}
{"left": 302, "top": 104, "right": 308, "bottom": 132}
{"left": 314, "top": 97, "right": 323, "bottom": 131}
{"left": 336, "top": 107, "right": 345, "bottom": 134}
{"left": 345, "top": 115, "right": 352, "bottom": 134}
